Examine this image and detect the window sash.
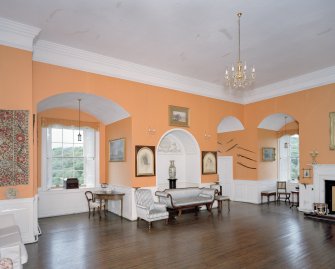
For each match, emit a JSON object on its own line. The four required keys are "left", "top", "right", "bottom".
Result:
{"left": 45, "top": 126, "right": 97, "bottom": 189}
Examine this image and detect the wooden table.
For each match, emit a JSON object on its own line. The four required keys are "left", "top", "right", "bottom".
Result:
{"left": 93, "top": 190, "right": 125, "bottom": 219}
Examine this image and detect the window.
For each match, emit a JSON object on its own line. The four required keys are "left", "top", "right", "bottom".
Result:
{"left": 289, "top": 134, "right": 299, "bottom": 180}
{"left": 279, "top": 134, "right": 299, "bottom": 181}
{"left": 43, "top": 125, "right": 98, "bottom": 189}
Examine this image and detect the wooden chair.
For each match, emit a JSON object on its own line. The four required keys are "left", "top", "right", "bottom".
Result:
{"left": 84, "top": 191, "right": 105, "bottom": 218}
{"left": 276, "top": 181, "right": 290, "bottom": 204}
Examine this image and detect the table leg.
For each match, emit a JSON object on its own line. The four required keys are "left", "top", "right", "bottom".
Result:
{"left": 99, "top": 199, "right": 102, "bottom": 220}
{"left": 121, "top": 197, "right": 123, "bottom": 219}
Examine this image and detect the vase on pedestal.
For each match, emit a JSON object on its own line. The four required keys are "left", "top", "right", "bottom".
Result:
{"left": 169, "top": 160, "right": 176, "bottom": 179}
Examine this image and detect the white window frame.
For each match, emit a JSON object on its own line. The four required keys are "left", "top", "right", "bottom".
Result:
{"left": 41, "top": 126, "right": 100, "bottom": 191}
{"left": 278, "top": 134, "right": 299, "bottom": 182}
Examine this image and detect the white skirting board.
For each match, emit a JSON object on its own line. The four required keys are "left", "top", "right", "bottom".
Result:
{"left": 0, "top": 195, "right": 39, "bottom": 244}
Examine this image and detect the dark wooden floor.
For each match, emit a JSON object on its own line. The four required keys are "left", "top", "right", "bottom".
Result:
{"left": 25, "top": 202, "right": 335, "bottom": 269}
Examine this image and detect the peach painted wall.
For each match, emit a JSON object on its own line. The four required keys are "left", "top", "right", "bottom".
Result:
{"left": 258, "top": 129, "right": 278, "bottom": 180}
{"left": 0, "top": 45, "right": 34, "bottom": 200}
{"left": 2, "top": 45, "right": 334, "bottom": 196}
{"left": 244, "top": 84, "right": 335, "bottom": 184}
{"left": 217, "top": 130, "right": 258, "bottom": 180}
{"left": 105, "top": 118, "right": 132, "bottom": 187}
{"left": 36, "top": 108, "right": 106, "bottom": 188}
{"left": 32, "top": 62, "right": 244, "bottom": 187}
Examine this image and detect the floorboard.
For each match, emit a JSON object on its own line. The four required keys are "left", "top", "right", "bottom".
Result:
{"left": 25, "top": 202, "right": 335, "bottom": 269}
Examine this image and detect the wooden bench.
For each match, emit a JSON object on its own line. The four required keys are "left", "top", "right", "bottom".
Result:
{"left": 261, "top": 191, "right": 276, "bottom": 205}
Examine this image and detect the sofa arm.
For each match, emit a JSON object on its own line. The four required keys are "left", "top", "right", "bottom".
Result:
{"left": 155, "top": 191, "right": 173, "bottom": 208}
{"left": 0, "top": 245, "right": 20, "bottom": 269}
{"left": 155, "top": 191, "right": 169, "bottom": 198}
{"left": 0, "top": 215, "right": 16, "bottom": 230}
{"left": 200, "top": 188, "right": 216, "bottom": 199}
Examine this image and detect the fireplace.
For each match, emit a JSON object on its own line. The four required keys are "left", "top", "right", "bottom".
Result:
{"left": 311, "top": 164, "right": 335, "bottom": 214}
{"left": 325, "top": 180, "right": 335, "bottom": 214}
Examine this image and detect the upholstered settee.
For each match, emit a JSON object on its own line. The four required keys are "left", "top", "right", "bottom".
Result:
{"left": 0, "top": 214, "right": 28, "bottom": 269}
{"left": 155, "top": 187, "right": 216, "bottom": 216}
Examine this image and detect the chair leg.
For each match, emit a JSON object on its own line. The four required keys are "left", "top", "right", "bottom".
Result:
{"left": 228, "top": 200, "right": 230, "bottom": 212}
{"left": 148, "top": 222, "right": 152, "bottom": 230}
{"left": 88, "top": 208, "right": 91, "bottom": 219}
{"left": 104, "top": 205, "right": 107, "bottom": 216}
{"left": 137, "top": 217, "right": 140, "bottom": 227}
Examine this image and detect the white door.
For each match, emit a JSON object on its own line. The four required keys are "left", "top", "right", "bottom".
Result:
{"left": 218, "top": 156, "right": 233, "bottom": 197}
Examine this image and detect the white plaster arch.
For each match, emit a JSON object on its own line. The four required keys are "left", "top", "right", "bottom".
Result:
{"left": 217, "top": 116, "right": 245, "bottom": 133}
{"left": 156, "top": 128, "right": 201, "bottom": 189}
{"left": 37, "top": 92, "right": 130, "bottom": 125}
{"left": 258, "top": 113, "right": 295, "bottom": 131}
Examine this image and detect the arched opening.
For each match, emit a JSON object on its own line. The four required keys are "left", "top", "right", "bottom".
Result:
{"left": 156, "top": 129, "right": 201, "bottom": 189}
{"left": 37, "top": 92, "right": 130, "bottom": 124}
{"left": 36, "top": 92, "right": 131, "bottom": 218}
{"left": 258, "top": 113, "right": 299, "bottom": 182}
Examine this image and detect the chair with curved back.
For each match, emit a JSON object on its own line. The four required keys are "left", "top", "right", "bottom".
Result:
{"left": 135, "top": 188, "right": 169, "bottom": 230}
{"left": 84, "top": 191, "right": 105, "bottom": 218}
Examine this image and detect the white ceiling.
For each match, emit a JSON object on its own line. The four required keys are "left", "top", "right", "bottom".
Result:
{"left": 0, "top": 0, "right": 335, "bottom": 102}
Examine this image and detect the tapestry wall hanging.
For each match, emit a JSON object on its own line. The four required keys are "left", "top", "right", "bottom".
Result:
{"left": 0, "top": 110, "right": 29, "bottom": 186}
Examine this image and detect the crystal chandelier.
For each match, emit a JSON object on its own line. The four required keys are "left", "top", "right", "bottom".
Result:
{"left": 225, "top": 13, "right": 255, "bottom": 89}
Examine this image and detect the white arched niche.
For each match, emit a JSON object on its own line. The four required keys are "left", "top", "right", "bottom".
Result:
{"left": 217, "top": 116, "right": 244, "bottom": 133}
{"left": 156, "top": 129, "right": 201, "bottom": 189}
{"left": 257, "top": 113, "right": 294, "bottom": 131}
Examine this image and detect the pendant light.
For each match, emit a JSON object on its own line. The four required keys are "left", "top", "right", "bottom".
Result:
{"left": 77, "top": 98, "right": 82, "bottom": 142}
{"left": 225, "top": 12, "right": 255, "bottom": 89}
{"left": 284, "top": 116, "right": 288, "bottom": 148}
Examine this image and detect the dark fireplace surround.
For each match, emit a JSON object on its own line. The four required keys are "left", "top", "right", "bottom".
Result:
{"left": 325, "top": 180, "right": 335, "bottom": 214}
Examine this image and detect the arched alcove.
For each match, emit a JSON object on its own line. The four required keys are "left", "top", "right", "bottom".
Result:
{"left": 37, "top": 92, "right": 130, "bottom": 124}
{"left": 257, "top": 113, "right": 295, "bottom": 131}
{"left": 156, "top": 129, "right": 201, "bottom": 189}
{"left": 258, "top": 113, "right": 300, "bottom": 182}
{"left": 217, "top": 116, "right": 244, "bottom": 133}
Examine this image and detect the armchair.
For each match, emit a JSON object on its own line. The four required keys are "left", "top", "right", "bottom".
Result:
{"left": 135, "top": 189, "right": 169, "bottom": 230}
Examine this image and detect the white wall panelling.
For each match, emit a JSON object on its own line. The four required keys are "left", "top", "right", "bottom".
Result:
{"left": 0, "top": 196, "right": 39, "bottom": 243}
{"left": 38, "top": 188, "right": 92, "bottom": 218}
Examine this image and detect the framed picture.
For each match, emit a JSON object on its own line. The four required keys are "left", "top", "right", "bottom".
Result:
{"left": 135, "top": 146, "right": 155, "bottom": 177}
{"left": 330, "top": 112, "right": 335, "bottom": 150}
{"left": 302, "top": 168, "right": 312, "bottom": 178}
{"left": 169, "top": 105, "right": 189, "bottom": 127}
{"left": 202, "top": 151, "right": 217, "bottom": 174}
{"left": 262, "top": 147, "right": 275, "bottom": 162}
{"left": 109, "top": 138, "right": 126, "bottom": 162}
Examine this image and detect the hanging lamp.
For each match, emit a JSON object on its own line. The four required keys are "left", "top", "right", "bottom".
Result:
{"left": 77, "top": 99, "right": 82, "bottom": 142}
{"left": 225, "top": 12, "right": 255, "bottom": 89}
